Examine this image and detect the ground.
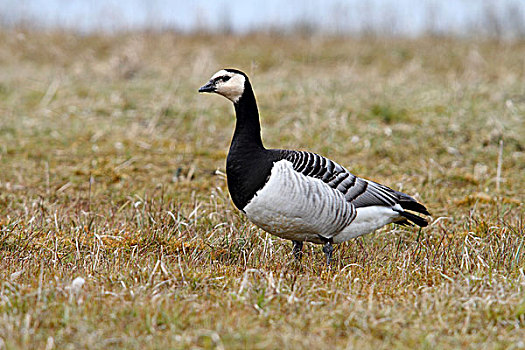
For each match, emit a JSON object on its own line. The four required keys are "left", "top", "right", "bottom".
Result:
{"left": 0, "top": 30, "right": 524, "bottom": 349}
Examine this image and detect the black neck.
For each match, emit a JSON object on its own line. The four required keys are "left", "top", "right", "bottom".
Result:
{"left": 225, "top": 77, "right": 281, "bottom": 210}
{"left": 231, "top": 82, "right": 264, "bottom": 150}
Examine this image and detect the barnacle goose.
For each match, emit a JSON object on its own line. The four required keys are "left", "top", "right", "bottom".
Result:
{"left": 199, "top": 69, "right": 430, "bottom": 265}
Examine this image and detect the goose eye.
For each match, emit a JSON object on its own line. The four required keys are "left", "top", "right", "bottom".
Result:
{"left": 222, "top": 76, "right": 231, "bottom": 82}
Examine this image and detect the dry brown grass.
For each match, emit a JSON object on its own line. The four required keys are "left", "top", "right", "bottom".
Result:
{"left": 0, "top": 30, "right": 524, "bottom": 349}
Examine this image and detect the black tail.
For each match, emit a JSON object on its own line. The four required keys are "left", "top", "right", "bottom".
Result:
{"left": 399, "top": 199, "right": 430, "bottom": 216}
{"left": 398, "top": 211, "right": 428, "bottom": 227}
{"left": 394, "top": 190, "right": 430, "bottom": 227}
{"left": 396, "top": 219, "right": 413, "bottom": 227}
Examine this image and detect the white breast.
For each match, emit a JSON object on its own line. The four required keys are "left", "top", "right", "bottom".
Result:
{"left": 243, "top": 160, "right": 356, "bottom": 243}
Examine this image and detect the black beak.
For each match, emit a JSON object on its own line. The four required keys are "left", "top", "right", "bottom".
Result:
{"left": 198, "top": 80, "right": 216, "bottom": 93}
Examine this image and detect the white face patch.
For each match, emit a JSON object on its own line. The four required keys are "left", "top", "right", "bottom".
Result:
{"left": 209, "top": 69, "right": 246, "bottom": 103}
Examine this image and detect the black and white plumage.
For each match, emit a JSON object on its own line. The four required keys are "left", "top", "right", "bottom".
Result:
{"left": 199, "top": 69, "right": 430, "bottom": 264}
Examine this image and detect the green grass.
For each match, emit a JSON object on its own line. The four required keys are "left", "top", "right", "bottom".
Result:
{"left": 0, "top": 30, "right": 524, "bottom": 349}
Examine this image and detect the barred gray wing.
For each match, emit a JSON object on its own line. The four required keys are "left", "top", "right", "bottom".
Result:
{"left": 281, "top": 150, "right": 400, "bottom": 209}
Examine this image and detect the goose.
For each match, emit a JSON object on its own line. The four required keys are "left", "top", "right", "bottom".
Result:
{"left": 198, "top": 69, "right": 430, "bottom": 265}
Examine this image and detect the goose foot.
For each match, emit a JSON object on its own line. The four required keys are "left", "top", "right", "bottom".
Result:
{"left": 322, "top": 241, "right": 334, "bottom": 266}
{"left": 292, "top": 240, "right": 303, "bottom": 261}
{"left": 318, "top": 235, "right": 334, "bottom": 266}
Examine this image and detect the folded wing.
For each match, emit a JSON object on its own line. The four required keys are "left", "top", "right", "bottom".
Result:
{"left": 280, "top": 150, "right": 429, "bottom": 226}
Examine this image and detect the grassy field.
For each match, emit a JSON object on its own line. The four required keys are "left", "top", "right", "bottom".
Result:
{"left": 0, "top": 30, "right": 524, "bottom": 349}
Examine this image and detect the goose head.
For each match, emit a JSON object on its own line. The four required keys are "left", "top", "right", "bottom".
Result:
{"left": 198, "top": 69, "right": 247, "bottom": 103}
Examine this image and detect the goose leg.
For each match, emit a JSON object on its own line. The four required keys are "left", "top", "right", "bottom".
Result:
{"left": 292, "top": 240, "right": 303, "bottom": 260}
{"left": 322, "top": 241, "right": 334, "bottom": 266}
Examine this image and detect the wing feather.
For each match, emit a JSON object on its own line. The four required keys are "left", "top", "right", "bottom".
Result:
{"left": 281, "top": 150, "right": 415, "bottom": 210}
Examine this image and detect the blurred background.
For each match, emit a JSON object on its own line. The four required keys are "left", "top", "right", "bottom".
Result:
{"left": 1, "top": 2, "right": 524, "bottom": 349}
{"left": 1, "top": 0, "right": 524, "bottom": 38}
